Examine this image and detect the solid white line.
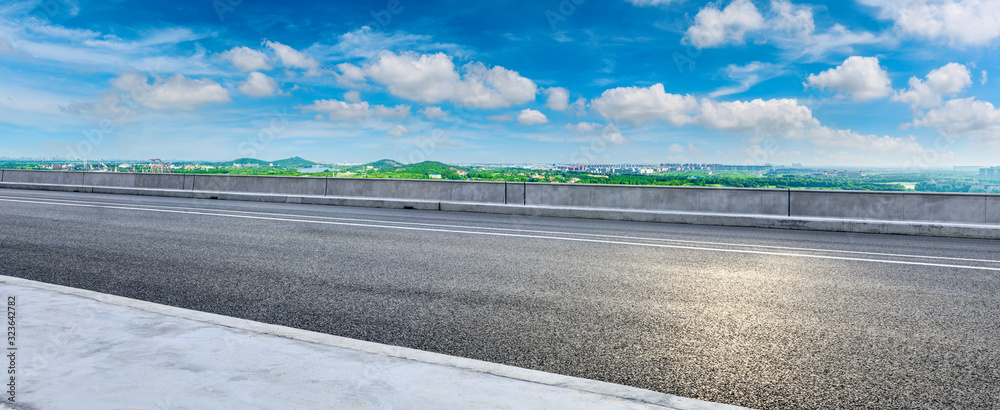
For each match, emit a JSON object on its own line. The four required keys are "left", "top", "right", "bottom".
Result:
{"left": 3, "top": 193, "right": 999, "bottom": 265}
{"left": 2, "top": 196, "right": 1000, "bottom": 272}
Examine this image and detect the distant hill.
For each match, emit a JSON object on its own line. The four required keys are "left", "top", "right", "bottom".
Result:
{"left": 212, "top": 157, "right": 321, "bottom": 168}
{"left": 362, "top": 159, "right": 404, "bottom": 169}
{"left": 272, "top": 157, "right": 320, "bottom": 168}
{"left": 397, "top": 161, "right": 461, "bottom": 174}
{"left": 217, "top": 158, "right": 270, "bottom": 167}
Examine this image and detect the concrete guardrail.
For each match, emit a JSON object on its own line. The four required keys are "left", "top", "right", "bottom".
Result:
{"left": 2, "top": 169, "right": 998, "bottom": 237}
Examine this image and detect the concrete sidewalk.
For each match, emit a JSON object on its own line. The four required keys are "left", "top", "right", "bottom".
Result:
{"left": 0, "top": 276, "right": 744, "bottom": 409}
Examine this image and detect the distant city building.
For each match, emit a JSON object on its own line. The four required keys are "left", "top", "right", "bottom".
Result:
{"left": 428, "top": 173, "right": 442, "bottom": 179}
{"left": 981, "top": 167, "right": 1000, "bottom": 177}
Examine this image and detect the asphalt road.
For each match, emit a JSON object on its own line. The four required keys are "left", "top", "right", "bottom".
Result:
{"left": 1, "top": 188, "right": 999, "bottom": 409}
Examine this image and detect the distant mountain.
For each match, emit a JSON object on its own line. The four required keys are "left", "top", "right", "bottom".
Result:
{"left": 218, "top": 158, "right": 269, "bottom": 166}
{"left": 272, "top": 157, "right": 320, "bottom": 168}
{"left": 363, "top": 159, "right": 404, "bottom": 169}
{"left": 212, "top": 157, "right": 321, "bottom": 168}
{"left": 397, "top": 161, "right": 460, "bottom": 174}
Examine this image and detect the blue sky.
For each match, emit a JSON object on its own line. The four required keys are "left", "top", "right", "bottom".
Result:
{"left": 0, "top": 0, "right": 998, "bottom": 166}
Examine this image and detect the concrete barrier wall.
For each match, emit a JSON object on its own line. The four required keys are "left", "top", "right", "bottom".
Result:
{"left": 192, "top": 175, "right": 327, "bottom": 196}
{"left": 525, "top": 183, "right": 788, "bottom": 216}
{"left": 326, "top": 178, "right": 506, "bottom": 203}
{"left": 2, "top": 170, "right": 85, "bottom": 185}
{"left": 2, "top": 170, "right": 999, "bottom": 226}
{"left": 790, "top": 190, "right": 993, "bottom": 224}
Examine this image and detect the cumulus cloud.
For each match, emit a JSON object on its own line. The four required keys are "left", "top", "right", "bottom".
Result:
{"left": 683, "top": 0, "right": 765, "bottom": 48}
{"left": 420, "top": 106, "right": 446, "bottom": 119}
{"left": 564, "top": 122, "right": 600, "bottom": 134}
{"left": 859, "top": 0, "right": 1000, "bottom": 46}
{"left": 298, "top": 98, "right": 410, "bottom": 121}
{"left": 265, "top": 40, "right": 320, "bottom": 74}
{"left": 806, "top": 56, "right": 893, "bottom": 101}
{"left": 893, "top": 63, "right": 972, "bottom": 108}
{"left": 364, "top": 51, "right": 537, "bottom": 108}
{"left": 387, "top": 124, "right": 410, "bottom": 138}
{"left": 909, "top": 97, "right": 1000, "bottom": 136}
{"left": 698, "top": 98, "right": 818, "bottom": 137}
{"left": 454, "top": 62, "right": 538, "bottom": 108}
{"left": 343, "top": 90, "right": 361, "bottom": 103}
{"left": 335, "top": 63, "right": 365, "bottom": 87}
{"left": 517, "top": 109, "right": 548, "bottom": 125}
{"left": 373, "top": 104, "right": 411, "bottom": 118}
{"left": 238, "top": 72, "right": 279, "bottom": 97}
{"left": 221, "top": 46, "right": 271, "bottom": 72}
{"left": 110, "top": 73, "right": 230, "bottom": 110}
{"left": 364, "top": 51, "right": 459, "bottom": 103}
{"left": 590, "top": 81, "right": 925, "bottom": 153}
{"left": 770, "top": 0, "right": 814, "bottom": 38}
{"left": 590, "top": 83, "right": 698, "bottom": 126}
{"left": 544, "top": 87, "right": 570, "bottom": 111}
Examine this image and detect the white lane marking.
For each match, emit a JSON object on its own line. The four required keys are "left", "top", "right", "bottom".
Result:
{"left": 3, "top": 193, "right": 999, "bottom": 265}
{"left": 2, "top": 196, "right": 1000, "bottom": 272}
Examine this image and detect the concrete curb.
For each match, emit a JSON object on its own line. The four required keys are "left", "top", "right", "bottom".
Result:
{"left": 1, "top": 182, "right": 998, "bottom": 239}
{"left": 0, "top": 275, "right": 744, "bottom": 410}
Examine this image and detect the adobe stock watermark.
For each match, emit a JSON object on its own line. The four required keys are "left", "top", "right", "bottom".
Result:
{"left": 545, "top": 0, "right": 586, "bottom": 31}
{"left": 66, "top": 72, "right": 153, "bottom": 161}
{"left": 569, "top": 122, "right": 620, "bottom": 164}
{"left": 237, "top": 107, "right": 290, "bottom": 158}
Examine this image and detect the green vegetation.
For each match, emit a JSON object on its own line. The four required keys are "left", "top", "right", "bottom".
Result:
{"left": 2, "top": 158, "right": 997, "bottom": 193}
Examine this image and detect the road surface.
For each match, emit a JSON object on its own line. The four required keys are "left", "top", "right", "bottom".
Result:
{"left": 1, "top": 188, "right": 998, "bottom": 408}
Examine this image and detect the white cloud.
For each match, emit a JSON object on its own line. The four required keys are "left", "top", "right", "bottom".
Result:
{"left": 110, "top": 72, "right": 148, "bottom": 91}
{"left": 335, "top": 63, "right": 365, "bottom": 87}
{"left": 910, "top": 97, "right": 1000, "bottom": 136}
{"left": 806, "top": 56, "right": 893, "bottom": 101}
{"left": 420, "top": 106, "right": 446, "bottom": 119}
{"left": 115, "top": 73, "right": 230, "bottom": 110}
{"left": 364, "top": 51, "right": 460, "bottom": 103}
{"left": 698, "top": 98, "right": 818, "bottom": 137}
{"left": 363, "top": 51, "right": 537, "bottom": 108}
{"left": 859, "top": 0, "right": 1000, "bottom": 46}
{"left": 793, "top": 25, "right": 892, "bottom": 62}
{"left": 373, "top": 104, "right": 411, "bottom": 118}
{"left": 264, "top": 40, "right": 320, "bottom": 74}
{"left": 591, "top": 81, "right": 926, "bottom": 153}
{"left": 770, "top": 0, "right": 814, "bottom": 38}
{"left": 625, "top": 0, "right": 679, "bottom": 6}
{"left": 221, "top": 46, "right": 271, "bottom": 72}
{"left": 590, "top": 83, "right": 698, "bottom": 126}
{"left": 982, "top": 70, "right": 988, "bottom": 85}
{"left": 544, "top": 87, "right": 570, "bottom": 111}
{"left": 454, "top": 62, "right": 538, "bottom": 108}
{"left": 564, "top": 122, "right": 600, "bottom": 134}
{"left": 683, "top": 0, "right": 765, "bottom": 48}
{"left": 387, "top": 124, "right": 410, "bottom": 138}
{"left": 710, "top": 61, "right": 786, "bottom": 97}
{"left": 238, "top": 72, "right": 279, "bottom": 97}
{"left": 668, "top": 143, "right": 685, "bottom": 154}
{"left": 602, "top": 123, "right": 627, "bottom": 144}
{"left": 343, "top": 90, "right": 361, "bottom": 103}
{"left": 487, "top": 114, "right": 514, "bottom": 122}
{"left": 299, "top": 99, "right": 371, "bottom": 121}
{"left": 297, "top": 99, "right": 410, "bottom": 121}
{"left": 517, "top": 109, "right": 548, "bottom": 125}
{"left": 893, "top": 63, "right": 972, "bottom": 108}
{"left": 569, "top": 97, "right": 588, "bottom": 116}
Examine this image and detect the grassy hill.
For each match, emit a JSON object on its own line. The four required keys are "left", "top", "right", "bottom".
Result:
{"left": 272, "top": 156, "right": 320, "bottom": 168}
{"left": 361, "top": 159, "right": 404, "bottom": 169}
